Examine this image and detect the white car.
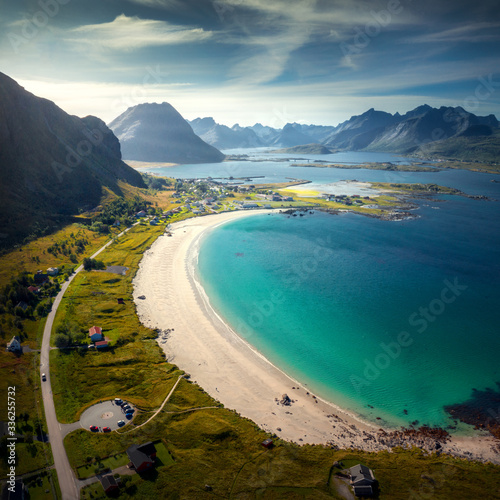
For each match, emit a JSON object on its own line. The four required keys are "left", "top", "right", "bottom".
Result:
{"left": 41, "top": 373, "right": 46, "bottom": 381}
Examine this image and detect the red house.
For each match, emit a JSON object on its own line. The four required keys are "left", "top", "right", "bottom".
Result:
{"left": 89, "top": 326, "right": 103, "bottom": 342}
{"left": 95, "top": 337, "right": 110, "bottom": 349}
{"left": 126, "top": 442, "right": 157, "bottom": 473}
{"left": 261, "top": 438, "right": 274, "bottom": 449}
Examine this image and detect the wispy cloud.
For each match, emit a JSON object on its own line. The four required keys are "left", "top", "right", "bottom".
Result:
{"left": 65, "top": 14, "right": 214, "bottom": 50}
{"left": 405, "top": 22, "right": 500, "bottom": 44}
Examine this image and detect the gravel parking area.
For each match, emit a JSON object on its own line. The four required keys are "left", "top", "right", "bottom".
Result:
{"left": 79, "top": 400, "right": 135, "bottom": 431}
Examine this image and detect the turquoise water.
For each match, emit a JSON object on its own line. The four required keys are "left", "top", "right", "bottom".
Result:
{"left": 197, "top": 200, "right": 500, "bottom": 430}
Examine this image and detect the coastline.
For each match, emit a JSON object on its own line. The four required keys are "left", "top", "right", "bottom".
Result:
{"left": 133, "top": 210, "right": 500, "bottom": 463}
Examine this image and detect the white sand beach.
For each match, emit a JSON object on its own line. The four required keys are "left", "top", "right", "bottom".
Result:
{"left": 133, "top": 210, "right": 500, "bottom": 463}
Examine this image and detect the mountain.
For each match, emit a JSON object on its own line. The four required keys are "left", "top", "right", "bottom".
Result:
{"left": 189, "top": 117, "right": 263, "bottom": 149}
{"left": 0, "top": 72, "right": 145, "bottom": 245}
{"left": 366, "top": 106, "right": 499, "bottom": 153}
{"left": 269, "top": 123, "right": 315, "bottom": 147}
{"left": 323, "top": 105, "right": 499, "bottom": 154}
{"left": 323, "top": 108, "right": 399, "bottom": 150}
{"left": 250, "top": 123, "right": 280, "bottom": 143}
{"left": 109, "top": 103, "right": 225, "bottom": 163}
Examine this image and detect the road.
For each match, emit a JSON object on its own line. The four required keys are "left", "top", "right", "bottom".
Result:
{"left": 40, "top": 225, "right": 138, "bottom": 499}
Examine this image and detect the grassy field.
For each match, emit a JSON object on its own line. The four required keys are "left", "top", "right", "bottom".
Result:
{"left": 21, "top": 470, "right": 60, "bottom": 500}
{"left": 75, "top": 404, "right": 500, "bottom": 500}
{"left": 50, "top": 223, "right": 183, "bottom": 422}
{"left": 0, "top": 224, "right": 113, "bottom": 288}
{"left": 0, "top": 222, "right": 123, "bottom": 479}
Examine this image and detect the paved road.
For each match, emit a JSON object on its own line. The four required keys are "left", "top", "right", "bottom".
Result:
{"left": 40, "top": 226, "right": 137, "bottom": 499}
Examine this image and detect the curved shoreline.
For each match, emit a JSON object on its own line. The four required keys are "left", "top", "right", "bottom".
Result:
{"left": 133, "top": 210, "right": 499, "bottom": 463}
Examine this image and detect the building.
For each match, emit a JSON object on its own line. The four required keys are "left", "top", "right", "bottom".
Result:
{"left": 126, "top": 442, "right": 157, "bottom": 473}
{"left": 99, "top": 474, "right": 119, "bottom": 494}
{"left": 242, "top": 203, "right": 259, "bottom": 209}
{"left": 7, "top": 336, "right": 22, "bottom": 353}
{"left": 34, "top": 271, "right": 49, "bottom": 284}
{"left": 95, "top": 337, "right": 110, "bottom": 349}
{"left": 136, "top": 210, "right": 147, "bottom": 217}
{"left": 47, "top": 267, "right": 59, "bottom": 276}
{"left": 349, "top": 464, "right": 376, "bottom": 497}
{"left": 27, "top": 286, "right": 40, "bottom": 293}
{"left": 89, "top": 326, "right": 103, "bottom": 342}
{"left": 261, "top": 438, "right": 274, "bottom": 449}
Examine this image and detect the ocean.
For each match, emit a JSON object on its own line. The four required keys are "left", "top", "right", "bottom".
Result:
{"left": 194, "top": 152, "right": 500, "bottom": 431}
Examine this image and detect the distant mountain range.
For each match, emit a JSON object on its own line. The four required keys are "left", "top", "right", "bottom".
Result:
{"left": 189, "top": 105, "right": 499, "bottom": 160}
{"left": 0, "top": 72, "right": 145, "bottom": 245}
{"left": 109, "top": 103, "right": 225, "bottom": 164}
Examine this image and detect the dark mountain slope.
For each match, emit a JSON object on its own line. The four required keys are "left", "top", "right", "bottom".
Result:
{"left": 0, "top": 72, "right": 145, "bottom": 246}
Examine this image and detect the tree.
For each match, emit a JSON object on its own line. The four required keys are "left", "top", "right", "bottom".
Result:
{"left": 54, "top": 334, "right": 70, "bottom": 348}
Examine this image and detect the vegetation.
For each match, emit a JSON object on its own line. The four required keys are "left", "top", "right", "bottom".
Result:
{"left": 414, "top": 128, "right": 500, "bottom": 167}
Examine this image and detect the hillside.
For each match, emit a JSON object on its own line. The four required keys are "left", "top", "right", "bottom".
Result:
{"left": 109, "top": 103, "right": 225, "bottom": 163}
{"left": 0, "top": 72, "right": 145, "bottom": 247}
{"left": 414, "top": 128, "right": 500, "bottom": 163}
{"left": 271, "top": 143, "right": 334, "bottom": 154}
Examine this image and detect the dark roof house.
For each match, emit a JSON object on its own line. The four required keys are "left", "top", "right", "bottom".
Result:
{"left": 7, "top": 336, "right": 22, "bottom": 353}
{"left": 99, "top": 474, "right": 119, "bottom": 494}
{"left": 34, "top": 271, "right": 49, "bottom": 284}
{"left": 349, "top": 464, "right": 376, "bottom": 497}
{"left": 127, "top": 442, "right": 157, "bottom": 473}
{"left": 261, "top": 438, "right": 274, "bottom": 449}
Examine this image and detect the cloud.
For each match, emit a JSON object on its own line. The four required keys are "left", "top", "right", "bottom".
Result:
{"left": 125, "top": 0, "right": 183, "bottom": 7}
{"left": 65, "top": 14, "right": 214, "bottom": 50}
{"left": 405, "top": 22, "right": 500, "bottom": 44}
{"left": 213, "top": 0, "right": 421, "bottom": 84}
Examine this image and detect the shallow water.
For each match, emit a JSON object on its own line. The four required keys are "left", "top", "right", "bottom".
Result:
{"left": 197, "top": 183, "right": 500, "bottom": 429}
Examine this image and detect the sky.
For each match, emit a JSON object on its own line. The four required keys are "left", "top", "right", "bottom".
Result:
{"left": 1, "top": 0, "right": 500, "bottom": 127}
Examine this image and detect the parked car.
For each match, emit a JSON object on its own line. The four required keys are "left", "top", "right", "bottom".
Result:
{"left": 114, "top": 398, "right": 123, "bottom": 405}
{"left": 41, "top": 373, "right": 46, "bottom": 381}
{"left": 122, "top": 404, "right": 131, "bottom": 411}
{"left": 102, "top": 427, "right": 111, "bottom": 432}
{"left": 125, "top": 413, "right": 134, "bottom": 420}
{"left": 89, "top": 425, "right": 98, "bottom": 432}
{"left": 117, "top": 420, "right": 125, "bottom": 427}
